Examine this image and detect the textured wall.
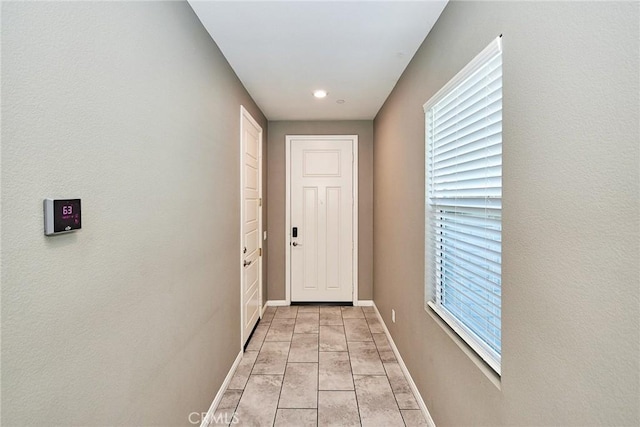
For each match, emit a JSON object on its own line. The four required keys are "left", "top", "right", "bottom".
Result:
{"left": 267, "top": 121, "right": 374, "bottom": 301}
{"left": 1, "top": 2, "right": 266, "bottom": 425}
{"left": 373, "top": 1, "right": 639, "bottom": 425}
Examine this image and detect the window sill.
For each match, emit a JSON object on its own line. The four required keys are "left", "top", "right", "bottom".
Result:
{"left": 426, "top": 302, "right": 502, "bottom": 390}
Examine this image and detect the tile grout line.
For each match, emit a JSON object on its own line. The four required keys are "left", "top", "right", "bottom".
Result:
{"left": 226, "top": 389, "right": 244, "bottom": 427}
{"left": 370, "top": 312, "right": 408, "bottom": 426}
{"left": 346, "top": 307, "right": 364, "bottom": 427}
{"left": 385, "top": 361, "right": 415, "bottom": 416}
{"left": 276, "top": 306, "right": 321, "bottom": 425}
{"left": 362, "top": 307, "right": 406, "bottom": 427}
{"left": 317, "top": 321, "right": 321, "bottom": 427}
{"left": 272, "top": 306, "right": 295, "bottom": 427}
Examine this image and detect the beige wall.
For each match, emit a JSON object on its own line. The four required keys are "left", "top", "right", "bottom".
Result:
{"left": 1, "top": 2, "right": 266, "bottom": 425}
{"left": 267, "top": 121, "right": 373, "bottom": 301}
{"left": 374, "top": 1, "right": 639, "bottom": 426}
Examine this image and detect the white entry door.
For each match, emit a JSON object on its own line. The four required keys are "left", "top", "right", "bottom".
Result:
{"left": 241, "top": 107, "right": 262, "bottom": 346}
{"left": 288, "top": 135, "right": 357, "bottom": 302}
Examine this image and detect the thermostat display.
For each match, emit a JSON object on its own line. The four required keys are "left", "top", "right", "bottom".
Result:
{"left": 44, "top": 198, "right": 81, "bottom": 235}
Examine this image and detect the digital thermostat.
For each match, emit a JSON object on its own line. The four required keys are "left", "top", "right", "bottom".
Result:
{"left": 44, "top": 198, "right": 81, "bottom": 236}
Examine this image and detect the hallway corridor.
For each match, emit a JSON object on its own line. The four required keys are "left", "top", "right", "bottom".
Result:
{"left": 212, "top": 305, "right": 428, "bottom": 426}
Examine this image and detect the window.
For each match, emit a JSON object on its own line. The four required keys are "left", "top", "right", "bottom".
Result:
{"left": 424, "top": 37, "right": 502, "bottom": 374}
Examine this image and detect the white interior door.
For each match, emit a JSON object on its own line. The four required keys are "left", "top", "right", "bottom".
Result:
{"left": 288, "top": 136, "right": 356, "bottom": 302}
{"left": 241, "top": 107, "right": 262, "bottom": 346}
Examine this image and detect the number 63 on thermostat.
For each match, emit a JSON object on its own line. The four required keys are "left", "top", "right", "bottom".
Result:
{"left": 44, "top": 198, "right": 81, "bottom": 236}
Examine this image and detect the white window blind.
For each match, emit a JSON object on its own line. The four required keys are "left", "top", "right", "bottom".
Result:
{"left": 424, "top": 37, "right": 502, "bottom": 374}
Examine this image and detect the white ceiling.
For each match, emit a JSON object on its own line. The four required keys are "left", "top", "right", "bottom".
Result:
{"left": 188, "top": 1, "right": 447, "bottom": 121}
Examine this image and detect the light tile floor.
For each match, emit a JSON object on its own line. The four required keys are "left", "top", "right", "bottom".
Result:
{"left": 211, "top": 305, "right": 428, "bottom": 427}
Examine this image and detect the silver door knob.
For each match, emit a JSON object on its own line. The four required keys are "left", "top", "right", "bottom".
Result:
{"left": 243, "top": 260, "right": 252, "bottom": 267}
{"left": 292, "top": 242, "right": 302, "bottom": 247}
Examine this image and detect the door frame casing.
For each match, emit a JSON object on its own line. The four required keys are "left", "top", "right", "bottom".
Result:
{"left": 240, "top": 106, "right": 263, "bottom": 349}
{"left": 285, "top": 135, "right": 359, "bottom": 305}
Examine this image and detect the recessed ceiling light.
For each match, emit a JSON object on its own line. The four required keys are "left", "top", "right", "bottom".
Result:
{"left": 313, "top": 90, "right": 328, "bottom": 98}
{"left": 336, "top": 99, "right": 346, "bottom": 104}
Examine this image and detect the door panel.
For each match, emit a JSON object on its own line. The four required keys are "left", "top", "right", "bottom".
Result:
{"left": 290, "top": 137, "right": 354, "bottom": 302}
{"left": 326, "top": 187, "right": 341, "bottom": 290}
{"left": 302, "top": 187, "right": 318, "bottom": 290}
{"left": 304, "top": 150, "right": 341, "bottom": 176}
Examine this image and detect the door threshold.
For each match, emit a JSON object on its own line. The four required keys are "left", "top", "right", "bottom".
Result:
{"left": 291, "top": 301, "right": 353, "bottom": 307}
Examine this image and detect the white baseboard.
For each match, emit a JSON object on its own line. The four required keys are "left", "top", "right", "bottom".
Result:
{"left": 355, "top": 299, "right": 374, "bottom": 306}
{"left": 266, "top": 300, "right": 289, "bottom": 307}
{"left": 372, "top": 302, "right": 436, "bottom": 427}
{"left": 200, "top": 350, "right": 243, "bottom": 427}
{"left": 261, "top": 301, "right": 268, "bottom": 316}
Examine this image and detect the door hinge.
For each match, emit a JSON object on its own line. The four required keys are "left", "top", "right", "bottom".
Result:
{"left": 259, "top": 248, "right": 262, "bottom": 256}
{"left": 259, "top": 198, "right": 262, "bottom": 207}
